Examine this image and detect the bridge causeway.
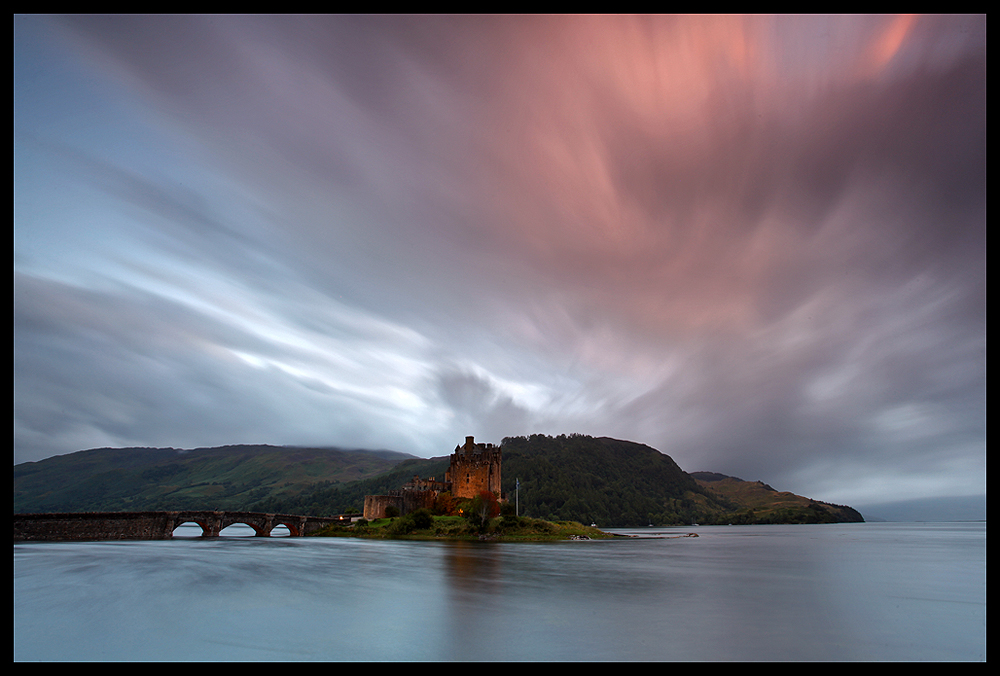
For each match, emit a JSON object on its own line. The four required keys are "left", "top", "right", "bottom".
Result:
{"left": 13, "top": 511, "right": 355, "bottom": 541}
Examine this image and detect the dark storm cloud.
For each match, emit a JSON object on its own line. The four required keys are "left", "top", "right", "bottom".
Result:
{"left": 436, "top": 367, "right": 534, "bottom": 445}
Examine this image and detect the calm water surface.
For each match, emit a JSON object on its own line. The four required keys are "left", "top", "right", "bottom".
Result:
{"left": 14, "top": 522, "right": 985, "bottom": 661}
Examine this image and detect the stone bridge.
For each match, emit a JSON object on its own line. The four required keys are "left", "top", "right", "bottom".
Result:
{"left": 13, "top": 511, "right": 356, "bottom": 542}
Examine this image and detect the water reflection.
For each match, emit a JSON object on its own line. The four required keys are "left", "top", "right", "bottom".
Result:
{"left": 443, "top": 541, "right": 504, "bottom": 592}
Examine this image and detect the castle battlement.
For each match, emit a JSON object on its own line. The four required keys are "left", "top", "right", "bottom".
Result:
{"left": 453, "top": 435, "right": 500, "bottom": 456}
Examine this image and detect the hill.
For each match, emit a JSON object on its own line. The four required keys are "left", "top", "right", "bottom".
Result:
{"left": 13, "top": 435, "right": 864, "bottom": 526}
{"left": 690, "top": 472, "right": 864, "bottom": 524}
{"left": 13, "top": 444, "right": 415, "bottom": 513}
{"left": 498, "top": 434, "right": 731, "bottom": 525}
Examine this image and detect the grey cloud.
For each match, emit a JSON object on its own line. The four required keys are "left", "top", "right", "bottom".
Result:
{"left": 436, "top": 366, "right": 534, "bottom": 443}
{"left": 14, "top": 271, "right": 442, "bottom": 463}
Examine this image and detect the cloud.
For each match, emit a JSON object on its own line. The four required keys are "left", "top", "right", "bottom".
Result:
{"left": 14, "top": 15, "right": 984, "bottom": 507}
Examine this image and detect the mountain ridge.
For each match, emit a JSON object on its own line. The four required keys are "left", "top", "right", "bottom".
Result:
{"left": 13, "top": 435, "right": 863, "bottom": 525}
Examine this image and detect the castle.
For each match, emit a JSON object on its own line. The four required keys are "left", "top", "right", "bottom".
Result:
{"left": 362, "top": 436, "right": 502, "bottom": 520}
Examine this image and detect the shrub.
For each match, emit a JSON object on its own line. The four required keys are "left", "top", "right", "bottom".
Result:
{"left": 410, "top": 508, "right": 434, "bottom": 530}
{"left": 500, "top": 514, "right": 522, "bottom": 531}
{"left": 387, "top": 513, "right": 416, "bottom": 535}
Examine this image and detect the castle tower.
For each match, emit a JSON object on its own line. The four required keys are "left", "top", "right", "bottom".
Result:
{"left": 446, "top": 436, "right": 502, "bottom": 500}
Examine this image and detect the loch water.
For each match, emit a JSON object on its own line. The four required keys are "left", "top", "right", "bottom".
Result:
{"left": 14, "top": 521, "right": 985, "bottom": 662}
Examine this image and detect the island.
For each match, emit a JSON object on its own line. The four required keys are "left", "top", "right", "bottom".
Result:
{"left": 310, "top": 510, "right": 618, "bottom": 541}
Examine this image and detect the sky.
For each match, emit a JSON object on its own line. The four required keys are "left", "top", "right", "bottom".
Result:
{"left": 14, "top": 15, "right": 985, "bottom": 508}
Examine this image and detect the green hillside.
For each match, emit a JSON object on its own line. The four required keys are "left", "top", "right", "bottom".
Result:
{"left": 496, "top": 436, "right": 862, "bottom": 525}
{"left": 690, "top": 472, "right": 864, "bottom": 524}
{"left": 499, "top": 434, "right": 733, "bottom": 526}
{"left": 13, "top": 444, "right": 413, "bottom": 513}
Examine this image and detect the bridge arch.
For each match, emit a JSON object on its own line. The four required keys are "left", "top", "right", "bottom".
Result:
{"left": 172, "top": 520, "right": 210, "bottom": 537}
{"left": 170, "top": 514, "right": 220, "bottom": 537}
{"left": 270, "top": 517, "right": 303, "bottom": 537}
{"left": 218, "top": 513, "right": 272, "bottom": 536}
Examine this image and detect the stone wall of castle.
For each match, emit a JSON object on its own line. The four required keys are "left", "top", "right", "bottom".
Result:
{"left": 362, "top": 490, "right": 438, "bottom": 521}
{"left": 363, "top": 494, "right": 402, "bottom": 521}
{"left": 362, "top": 474, "right": 448, "bottom": 520}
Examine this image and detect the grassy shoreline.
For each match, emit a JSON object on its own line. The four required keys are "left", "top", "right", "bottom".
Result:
{"left": 309, "top": 514, "right": 618, "bottom": 541}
